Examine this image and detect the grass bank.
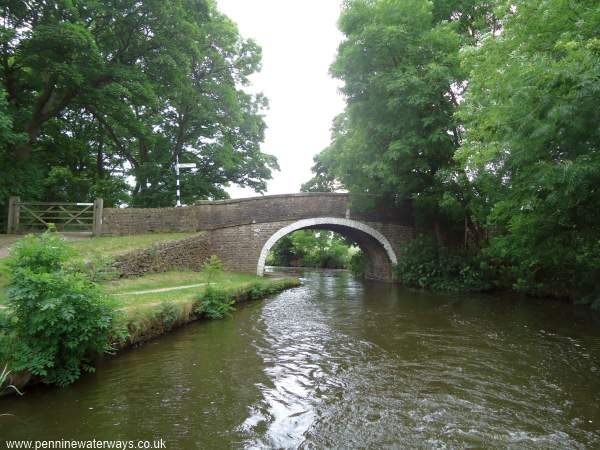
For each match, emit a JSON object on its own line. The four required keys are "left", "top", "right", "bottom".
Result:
{"left": 0, "top": 233, "right": 300, "bottom": 394}
{"left": 111, "top": 271, "right": 300, "bottom": 347}
{"left": 67, "top": 232, "right": 197, "bottom": 258}
{"left": 0, "top": 233, "right": 197, "bottom": 305}
{"left": 1, "top": 272, "right": 299, "bottom": 394}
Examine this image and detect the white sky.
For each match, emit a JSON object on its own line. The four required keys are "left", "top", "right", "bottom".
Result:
{"left": 217, "top": 0, "right": 345, "bottom": 198}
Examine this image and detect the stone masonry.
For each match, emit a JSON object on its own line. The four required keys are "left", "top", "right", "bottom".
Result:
{"left": 102, "top": 193, "right": 415, "bottom": 281}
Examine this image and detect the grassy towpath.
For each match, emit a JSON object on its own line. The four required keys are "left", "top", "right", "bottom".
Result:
{"left": 0, "top": 233, "right": 197, "bottom": 305}
{"left": 104, "top": 270, "right": 300, "bottom": 347}
{"left": 107, "top": 271, "right": 291, "bottom": 308}
{"left": 0, "top": 233, "right": 300, "bottom": 392}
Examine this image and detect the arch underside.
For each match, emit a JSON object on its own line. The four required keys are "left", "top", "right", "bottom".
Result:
{"left": 257, "top": 217, "right": 397, "bottom": 282}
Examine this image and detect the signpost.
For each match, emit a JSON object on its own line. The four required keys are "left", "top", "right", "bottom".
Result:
{"left": 175, "top": 155, "right": 196, "bottom": 207}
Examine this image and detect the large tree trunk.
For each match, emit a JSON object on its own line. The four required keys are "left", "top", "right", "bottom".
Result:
{"left": 15, "top": 85, "right": 79, "bottom": 159}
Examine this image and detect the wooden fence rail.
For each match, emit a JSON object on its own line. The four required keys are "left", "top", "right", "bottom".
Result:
{"left": 6, "top": 197, "right": 103, "bottom": 235}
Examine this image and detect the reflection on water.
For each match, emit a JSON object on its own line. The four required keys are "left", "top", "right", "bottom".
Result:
{"left": 2, "top": 270, "right": 600, "bottom": 449}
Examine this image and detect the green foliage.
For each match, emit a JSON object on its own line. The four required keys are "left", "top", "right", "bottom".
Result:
{"left": 348, "top": 251, "right": 369, "bottom": 278}
{"left": 0, "top": 308, "right": 12, "bottom": 368}
{"left": 0, "top": 0, "right": 277, "bottom": 222}
{"left": 268, "top": 235, "right": 296, "bottom": 266}
{"left": 300, "top": 154, "right": 342, "bottom": 193}
{"left": 396, "top": 236, "right": 492, "bottom": 292}
{"left": 3, "top": 233, "right": 117, "bottom": 386}
{"left": 156, "top": 302, "right": 180, "bottom": 330}
{"left": 267, "top": 230, "right": 354, "bottom": 269}
{"left": 202, "top": 255, "right": 224, "bottom": 285}
{"left": 306, "top": 0, "right": 496, "bottom": 232}
{"left": 457, "top": 0, "right": 600, "bottom": 300}
{"left": 194, "top": 286, "right": 235, "bottom": 320}
{"left": 7, "top": 233, "right": 73, "bottom": 273}
{"left": 303, "top": 0, "right": 599, "bottom": 304}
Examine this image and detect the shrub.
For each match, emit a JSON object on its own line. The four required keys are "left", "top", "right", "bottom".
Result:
{"left": 349, "top": 251, "right": 369, "bottom": 278}
{"left": 156, "top": 301, "right": 179, "bottom": 329}
{"left": 395, "top": 235, "right": 492, "bottom": 293}
{"left": 247, "top": 283, "right": 266, "bottom": 301}
{"left": 194, "top": 286, "right": 235, "bottom": 320}
{"left": 8, "top": 232, "right": 72, "bottom": 273}
{"left": 4, "top": 233, "right": 117, "bottom": 386}
{"left": 0, "top": 308, "right": 13, "bottom": 367}
{"left": 202, "top": 255, "right": 224, "bottom": 285}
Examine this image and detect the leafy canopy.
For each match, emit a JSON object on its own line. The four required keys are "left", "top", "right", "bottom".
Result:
{"left": 0, "top": 0, "right": 277, "bottom": 225}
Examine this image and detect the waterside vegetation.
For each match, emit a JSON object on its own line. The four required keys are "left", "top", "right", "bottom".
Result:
{"left": 0, "top": 233, "right": 299, "bottom": 392}
{"left": 303, "top": 0, "right": 600, "bottom": 307}
{"left": 267, "top": 230, "right": 357, "bottom": 270}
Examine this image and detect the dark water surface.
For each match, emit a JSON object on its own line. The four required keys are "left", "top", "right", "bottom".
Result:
{"left": 2, "top": 270, "right": 600, "bottom": 449}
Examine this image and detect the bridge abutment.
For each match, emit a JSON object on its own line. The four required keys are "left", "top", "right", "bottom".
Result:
{"left": 101, "top": 193, "right": 415, "bottom": 282}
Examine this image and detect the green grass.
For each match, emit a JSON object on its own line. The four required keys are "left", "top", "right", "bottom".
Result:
{"left": 0, "top": 233, "right": 197, "bottom": 259}
{"left": 0, "top": 232, "right": 198, "bottom": 305}
{"left": 0, "top": 232, "right": 301, "bottom": 391}
{"left": 106, "top": 270, "right": 260, "bottom": 294}
{"left": 105, "top": 270, "right": 209, "bottom": 294}
{"left": 0, "top": 256, "right": 10, "bottom": 305}
{"left": 111, "top": 271, "right": 301, "bottom": 346}
{"left": 109, "top": 271, "right": 291, "bottom": 307}
{"left": 70, "top": 232, "right": 198, "bottom": 258}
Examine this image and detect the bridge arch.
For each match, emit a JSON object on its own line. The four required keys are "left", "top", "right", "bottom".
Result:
{"left": 256, "top": 217, "right": 398, "bottom": 280}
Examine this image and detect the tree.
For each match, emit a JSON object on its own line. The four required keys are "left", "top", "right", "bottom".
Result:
{"left": 300, "top": 153, "right": 341, "bottom": 193}
{"left": 307, "top": 0, "right": 497, "bottom": 241}
{"left": 457, "top": 0, "right": 600, "bottom": 299}
{"left": 267, "top": 230, "right": 354, "bottom": 269}
{"left": 0, "top": 0, "right": 277, "bottom": 225}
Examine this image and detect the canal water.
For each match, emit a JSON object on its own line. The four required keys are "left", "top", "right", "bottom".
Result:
{"left": 2, "top": 270, "right": 600, "bottom": 449}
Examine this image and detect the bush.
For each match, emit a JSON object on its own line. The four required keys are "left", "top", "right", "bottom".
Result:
{"left": 4, "top": 233, "right": 117, "bottom": 386}
{"left": 194, "top": 286, "right": 235, "bottom": 320}
{"left": 202, "top": 255, "right": 224, "bottom": 284}
{"left": 0, "top": 308, "right": 12, "bottom": 364}
{"left": 395, "top": 235, "right": 492, "bottom": 293}
{"left": 156, "top": 301, "right": 179, "bottom": 329}
{"left": 349, "top": 251, "right": 369, "bottom": 278}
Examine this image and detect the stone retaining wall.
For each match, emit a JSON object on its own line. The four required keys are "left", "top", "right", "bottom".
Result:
{"left": 113, "top": 233, "right": 211, "bottom": 277}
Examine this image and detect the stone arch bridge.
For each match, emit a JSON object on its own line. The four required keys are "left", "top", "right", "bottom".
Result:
{"left": 102, "top": 193, "right": 415, "bottom": 281}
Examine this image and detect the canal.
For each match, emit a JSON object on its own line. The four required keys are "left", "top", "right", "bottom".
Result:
{"left": 2, "top": 270, "right": 600, "bottom": 448}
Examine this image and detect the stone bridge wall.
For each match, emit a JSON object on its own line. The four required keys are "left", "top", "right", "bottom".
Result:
{"left": 102, "top": 193, "right": 413, "bottom": 235}
{"left": 209, "top": 220, "right": 414, "bottom": 280}
{"left": 101, "top": 193, "right": 415, "bottom": 281}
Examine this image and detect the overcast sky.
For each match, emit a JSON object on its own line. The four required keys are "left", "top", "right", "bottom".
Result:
{"left": 216, "top": 0, "right": 345, "bottom": 198}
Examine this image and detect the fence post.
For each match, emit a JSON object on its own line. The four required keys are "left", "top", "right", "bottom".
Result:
{"left": 92, "top": 198, "right": 103, "bottom": 236}
{"left": 7, "top": 196, "right": 20, "bottom": 234}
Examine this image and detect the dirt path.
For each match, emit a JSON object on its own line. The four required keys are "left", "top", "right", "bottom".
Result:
{"left": 0, "top": 235, "right": 21, "bottom": 259}
{"left": 113, "top": 283, "right": 207, "bottom": 296}
{"left": 0, "top": 283, "right": 208, "bottom": 310}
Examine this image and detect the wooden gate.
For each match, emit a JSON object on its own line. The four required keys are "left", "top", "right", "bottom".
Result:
{"left": 6, "top": 197, "right": 103, "bottom": 235}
